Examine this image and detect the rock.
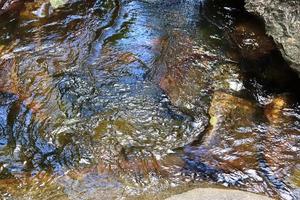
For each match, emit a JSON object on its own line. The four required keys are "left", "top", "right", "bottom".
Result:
{"left": 183, "top": 92, "right": 260, "bottom": 180}
{"left": 165, "top": 188, "right": 273, "bottom": 200}
{"left": 200, "top": 91, "right": 258, "bottom": 171}
{"left": 183, "top": 91, "right": 298, "bottom": 198}
{"left": 0, "top": 57, "right": 60, "bottom": 118}
{"left": 0, "top": 172, "right": 67, "bottom": 199}
{"left": 229, "top": 18, "right": 276, "bottom": 60}
{"left": 156, "top": 31, "right": 216, "bottom": 123}
{"left": 204, "top": 91, "right": 257, "bottom": 146}
{"left": 245, "top": 0, "right": 300, "bottom": 74}
{"left": 291, "top": 166, "right": 300, "bottom": 188}
{"left": 31, "top": 1, "right": 53, "bottom": 18}
{"left": 263, "top": 95, "right": 300, "bottom": 169}
{"left": 156, "top": 31, "right": 242, "bottom": 118}
{"left": 50, "top": 0, "right": 68, "bottom": 9}
{"left": 0, "top": 0, "right": 25, "bottom": 16}
{"left": 264, "top": 95, "right": 289, "bottom": 124}
{"left": 0, "top": 58, "right": 18, "bottom": 94}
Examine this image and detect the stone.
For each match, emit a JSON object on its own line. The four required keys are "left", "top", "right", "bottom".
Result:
{"left": 50, "top": 0, "right": 68, "bottom": 9}
{"left": 291, "top": 167, "right": 300, "bottom": 188}
{"left": 200, "top": 91, "right": 258, "bottom": 171}
{"left": 263, "top": 95, "right": 300, "bottom": 177}
{"left": 165, "top": 188, "right": 273, "bottom": 200}
{"left": 245, "top": 0, "right": 300, "bottom": 74}
{"left": 230, "top": 19, "right": 276, "bottom": 60}
{"left": 204, "top": 91, "right": 257, "bottom": 146}
{"left": 264, "top": 95, "right": 289, "bottom": 124}
{"left": 0, "top": 0, "right": 25, "bottom": 16}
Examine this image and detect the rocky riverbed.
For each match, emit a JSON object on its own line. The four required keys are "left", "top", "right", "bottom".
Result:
{"left": 0, "top": 0, "right": 299, "bottom": 199}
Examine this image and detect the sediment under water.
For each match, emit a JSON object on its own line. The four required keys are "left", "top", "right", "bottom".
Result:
{"left": 0, "top": 0, "right": 299, "bottom": 199}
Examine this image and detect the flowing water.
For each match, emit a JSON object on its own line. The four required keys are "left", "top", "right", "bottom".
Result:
{"left": 0, "top": 0, "right": 299, "bottom": 199}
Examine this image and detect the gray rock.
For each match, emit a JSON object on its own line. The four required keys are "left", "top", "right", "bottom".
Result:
{"left": 165, "top": 188, "right": 273, "bottom": 200}
{"left": 245, "top": 0, "right": 300, "bottom": 74}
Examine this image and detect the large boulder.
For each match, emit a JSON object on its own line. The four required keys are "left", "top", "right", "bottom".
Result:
{"left": 245, "top": 0, "right": 300, "bottom": 75}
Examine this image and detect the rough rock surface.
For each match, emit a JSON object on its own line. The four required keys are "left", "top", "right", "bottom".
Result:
{"left": 165, "top": 188, "right": 273, "bottom": 200}
{"left": 245, "top": 0, "right": 300, "bottom": 74}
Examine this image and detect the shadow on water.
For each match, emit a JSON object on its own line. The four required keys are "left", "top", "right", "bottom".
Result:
{"left": 0, "top": 0, "right": 299, "bottom": 199}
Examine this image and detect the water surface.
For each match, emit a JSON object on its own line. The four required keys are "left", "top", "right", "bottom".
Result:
{"left": 0, "top": 0, "right": 299, "bottom": 199}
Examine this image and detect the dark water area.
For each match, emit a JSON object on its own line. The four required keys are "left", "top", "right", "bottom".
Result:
{"left": 0, "top": 0, "right": 299, "bottom": 199}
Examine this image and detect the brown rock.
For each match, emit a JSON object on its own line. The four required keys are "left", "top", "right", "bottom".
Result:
{"left": 0, "top": 0, "right": 25, "bottom": 16}
{"left": 200, "top": 91, "right": 258, "bottom": 171}
{"left": 264, "top": 95, "right": 289, "bottom": 124}
{"left": 263, "top": 95, "right": 300, "bottom": 187}
{"left": 230, "top": 19, "right": 276, "bottom": 60}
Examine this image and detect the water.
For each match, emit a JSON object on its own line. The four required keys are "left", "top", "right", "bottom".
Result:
{"left": 0, "top": 0, "right": 299, "bottom": 199}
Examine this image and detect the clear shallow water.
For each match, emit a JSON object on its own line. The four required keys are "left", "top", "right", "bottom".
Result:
{"left": 0, "top": 0, "right": 299, "bottom": 199}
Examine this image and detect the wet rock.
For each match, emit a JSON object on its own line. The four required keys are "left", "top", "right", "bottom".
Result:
{"left": 0, "top": 0, "right": 25, "bottom": 16}
{"left": 262, "top": 94, "right": 300, "bottom": 199}
{"left": 20, "top": 0, "right": 77, "bottom": 19}
{"left": 264, "top": 95, "right": 290, "bottom": 124}
{"left": 204, "top": 91, "right": 257, "bottom": 146}
{"left": 50, "top": 0, "right": 68, "bottom": 9}
{"left": 0, "top": 58, "right": 18, "bottom": 94}
{"left": 155, "top": 32, "right": 216, "bottom": 130}
{"left": 183, "top": 92, "right": 260, "bottom": 183}
{"left": 199, "top": 91, "right": 258, "bottom": 171}
{"left": 50, "top": 153, "right": 184, "bottom": 200}
{"left": 245, "top": 0, "right": 300, "bottom": 74}
{"left": 155, "top": 30, "right": 240, "bottom": 120}
{"left": 291, "top": 167, "right": 300, "bottom": 188}
{"left": 20, "top": 0, "right": 53, "bottom": 19}
{"left": 0, "top": 0, "right": 74, "bottom": 18}
{"left": 165, "top": 188, "right": 273, "bottom": 200}
{"left": 0, "top": 172, "right": 67, "bottom": 199}
{"left": 212, "top": 63, "right": 244, "bottom": 92}
{"left": 184, "top": 91, "right": 299, "bottom": 198}
{"left": 229, "top": 18, "right": 276, "bottom": 60}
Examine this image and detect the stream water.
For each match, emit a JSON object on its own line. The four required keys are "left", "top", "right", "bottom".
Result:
{"left": 0, "top": 0, "right": 299, "bottom": 199}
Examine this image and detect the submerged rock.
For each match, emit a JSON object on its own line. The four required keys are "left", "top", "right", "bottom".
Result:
{"left": 229, "top": 18, "right": 276, "bottom": 60}
{"left": 183, "top": 92, "right": 260, "bottom": 182}
{"left": 0, "top": 0, "right": 25, "bottom": 16}
{"left": 291, "top": 167, "right": 300, "bottom": 188}
{"left": 0, "top": 0, "right": 72, "bottom": 18}
{"left": 264, "top": 95, "right": 289, "bottom": 124}
{"left": 201, "top": 91, "right": 258, "bottom": 171}
{"left": 184, "top": 91, "right": 299, "bottom": 198}
{"left": 262, "top": 95, "right": 300, "bottom": 199}
{"left": 245, "top": 0, "right": 300, "bottom": 75}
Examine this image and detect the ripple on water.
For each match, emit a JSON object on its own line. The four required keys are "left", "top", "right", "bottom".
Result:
{"left": 0, "top": 0, "right": 299, "bottom": 199}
